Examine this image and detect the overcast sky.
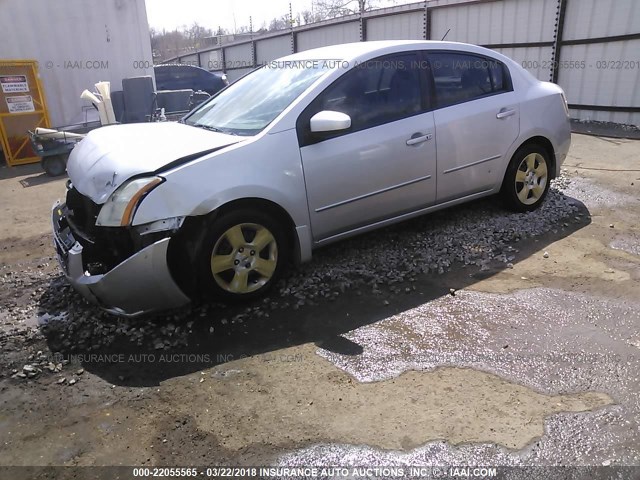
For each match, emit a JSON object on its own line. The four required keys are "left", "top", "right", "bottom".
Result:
{"left": 145, "top": 0, "right": 399, "bottom": 32}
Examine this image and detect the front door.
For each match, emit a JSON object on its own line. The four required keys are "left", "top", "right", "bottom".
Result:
{"left": 298, "top": 53, "right": 437, "bottom": 241}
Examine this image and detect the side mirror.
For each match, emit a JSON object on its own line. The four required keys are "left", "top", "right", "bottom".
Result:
{"left": 310, "top": 110, "right": 351, "bottom": 133}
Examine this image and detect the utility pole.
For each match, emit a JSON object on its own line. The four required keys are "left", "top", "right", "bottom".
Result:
{"left": 290, "top": 3, "right": 297, "bottom": 53}
{"left": 250, "top": 16, "right": 256, "bottom": 68}
{"left": 359, "top": 0, "right": 366, "bottom": 41}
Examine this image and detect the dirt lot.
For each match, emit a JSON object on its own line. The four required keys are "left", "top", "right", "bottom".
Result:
{"left": 0, "top": 134, "right": 639, "bottom": 474}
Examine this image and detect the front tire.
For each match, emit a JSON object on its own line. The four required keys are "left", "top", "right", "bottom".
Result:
{"left": 501, "top": 145, "right": 551, "bottom": 212}
{"left": 196, "top": 210, "right": 287, "bottom": 301}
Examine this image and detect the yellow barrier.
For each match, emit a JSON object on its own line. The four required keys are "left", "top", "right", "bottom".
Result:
{"left": 0, "top": 60, "right": 51, "bottom": 166}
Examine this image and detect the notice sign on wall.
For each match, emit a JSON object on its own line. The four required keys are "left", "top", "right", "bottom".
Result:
{"left": 6, "top": 95, "right": 35, "bottom": 113}
{"left": 0, "top": 75, "right": 30, "bottom": 93}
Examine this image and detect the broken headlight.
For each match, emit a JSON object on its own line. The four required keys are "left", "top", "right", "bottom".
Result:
{"left": 96, "top": 176, "right": 164, "bottom": 227}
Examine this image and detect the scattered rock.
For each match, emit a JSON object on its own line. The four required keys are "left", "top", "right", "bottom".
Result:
{"left": 2, "top": 174, "right": 583, "bottom": 360}
{"left": 543, "top": 252, "right": 550, "bottom": 258}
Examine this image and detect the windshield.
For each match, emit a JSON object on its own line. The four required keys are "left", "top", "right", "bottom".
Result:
{"left": 184, "top": 62, "right": 332, "bottom": 136}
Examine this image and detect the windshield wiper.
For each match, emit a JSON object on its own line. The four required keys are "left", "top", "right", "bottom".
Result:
{"left": 193, "top": 123, "right": 221, "bottom": 132}
{"left": 192, "top": 123, "right": 237, "bottom": 135}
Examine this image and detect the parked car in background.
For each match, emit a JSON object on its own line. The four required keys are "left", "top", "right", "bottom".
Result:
{"left": 54, "top": 40, "right": 571, "bottom": 316}
{"left": 154, "top": 64, "right": 228, "bottom": 95}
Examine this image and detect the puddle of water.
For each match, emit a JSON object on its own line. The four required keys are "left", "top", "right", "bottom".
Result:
{"left": 316, "top": 289, "right": 640, "bottom": 394}
{"left": 276, "top": 406, "right": 637, "bottom": 467}
{"left": 306, "top": 288, "right": 640, "bottom": 465}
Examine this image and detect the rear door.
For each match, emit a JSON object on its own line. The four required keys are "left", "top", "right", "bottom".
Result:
{"left": 427, "top": 51, "right": 520, "bottom": 203}
{"left": 298, "top": 52, "right": 437, "bottom": 241}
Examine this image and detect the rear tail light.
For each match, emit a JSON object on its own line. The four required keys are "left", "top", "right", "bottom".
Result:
{"left": 560, "top": 91, "right": 570, "bottom": 116}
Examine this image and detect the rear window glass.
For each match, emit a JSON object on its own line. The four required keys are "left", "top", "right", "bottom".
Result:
{"left": 428, "top": 53, "right": 509, "bottom": 108}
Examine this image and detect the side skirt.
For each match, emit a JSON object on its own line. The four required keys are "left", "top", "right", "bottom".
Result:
{"left": 313, "top": 188, "right": 498, "bottom": 248}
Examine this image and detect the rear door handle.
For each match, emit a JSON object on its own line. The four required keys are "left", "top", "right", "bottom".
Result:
{"left": 496, "top": 109, "right": 516, "bottom": 119}
{"left": 406, "top": 133, "right": 432, "bottom": 146}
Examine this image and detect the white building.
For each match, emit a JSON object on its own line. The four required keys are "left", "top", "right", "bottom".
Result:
{"left": 0, "top": 0, "right": 154, "bottom": 126}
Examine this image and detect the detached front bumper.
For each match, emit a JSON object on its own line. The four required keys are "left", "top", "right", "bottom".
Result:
{"left": 52, "top": 201, "right": 191, "bottom": 317}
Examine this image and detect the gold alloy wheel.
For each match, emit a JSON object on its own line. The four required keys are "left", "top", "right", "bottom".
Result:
{"left": 515, "top": 152, "right": 548, "bottom": 205}
{"left": 210, "top": 223, "right": 278, "bottom": 294}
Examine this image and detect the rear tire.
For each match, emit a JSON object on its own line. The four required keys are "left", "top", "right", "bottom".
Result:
{"left": 196, "top": 209, "right": 288, "bottom": 301}
{"left": 500, "top": 145, "right": 551, "bottom": 212}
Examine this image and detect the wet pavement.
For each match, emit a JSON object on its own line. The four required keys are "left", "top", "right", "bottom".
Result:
{"left": 610, "top": 235, "right": 640, "bottom": 257}
{"left": 281, "top": 288, "right": 640, "bottom": 465}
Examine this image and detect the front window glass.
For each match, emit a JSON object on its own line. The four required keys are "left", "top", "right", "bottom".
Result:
{"left": 314, "top": 53, "right": 422, "bottom": 132}
{"left": 185, "top": 62, "right": 331, "bottom": 136}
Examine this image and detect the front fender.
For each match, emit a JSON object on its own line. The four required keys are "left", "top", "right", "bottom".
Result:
{"left": 133, "top": 131, "right": 309, "bottom": 226}
{"left": 131, "top": 129, "right": 314, "bottom": 261}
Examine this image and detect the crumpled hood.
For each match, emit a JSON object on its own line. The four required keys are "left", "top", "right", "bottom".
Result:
{"left": 67, "top": 122, "right": 240, "bottom": 204}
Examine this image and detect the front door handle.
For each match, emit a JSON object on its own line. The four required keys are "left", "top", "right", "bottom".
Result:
{"left": 406, "top": 133, "right": 433, "bottom": 146}
{"left": 496, "top": 109, "right": 516, "bottom": 119}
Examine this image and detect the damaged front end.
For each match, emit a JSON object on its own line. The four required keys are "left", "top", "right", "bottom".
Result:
{"left": 52, "top": 182, "right": 191, "bottom": 316}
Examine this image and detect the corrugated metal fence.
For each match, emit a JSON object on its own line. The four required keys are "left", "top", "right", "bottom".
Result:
{"left": 168, "top": 0, "right": 640, "bottom": 127}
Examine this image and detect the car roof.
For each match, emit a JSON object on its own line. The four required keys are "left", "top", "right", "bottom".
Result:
{"left": 155, "top": 64, "right": 207, "bottom": 71}
{"left": 277, "top": 40, "right": 533, "bottom": 86}
{"left": 279, "top": 40, "right": 496, "bottom": 62}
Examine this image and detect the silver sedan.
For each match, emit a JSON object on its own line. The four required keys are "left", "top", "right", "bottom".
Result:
{"left": 53, "top": 40, "right": 571, "bottom": 316}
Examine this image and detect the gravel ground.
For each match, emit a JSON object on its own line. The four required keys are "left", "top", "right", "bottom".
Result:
{"left": 570, "top": 119, "right": 640, "bottom": 140}
{"left": 1, "top": 133, "right": 639, "bottom": 469}
{"left": 1, "top": 174, "right": 584, "bottom": 377}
